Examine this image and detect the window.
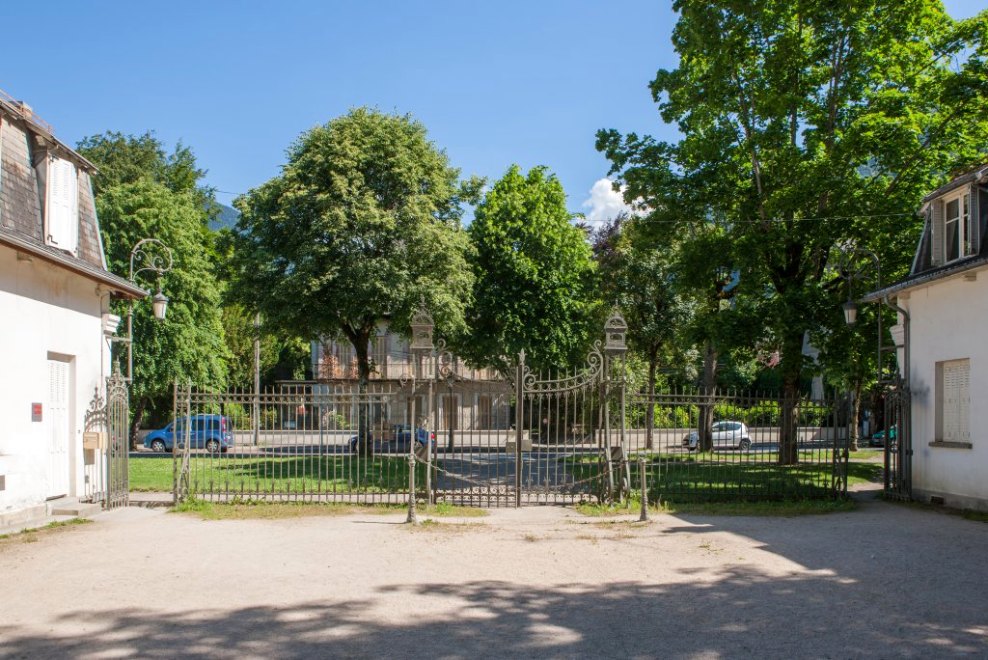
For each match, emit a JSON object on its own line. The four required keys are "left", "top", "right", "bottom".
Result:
{"left": 478, "top": 395, "right": 492, "bottom": 429}
{"left": 936, "top": 359, "right": 970, "bottom": 444}
{"left": 46, "top": 156, "right": 78, "bottom": 253}
{"left": 934, "top": 191, "right": 972, "bottom": 265}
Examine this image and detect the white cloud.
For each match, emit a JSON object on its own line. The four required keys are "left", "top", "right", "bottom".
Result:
{"left": 582, "top": 178, "right": 633, "bottom": 227}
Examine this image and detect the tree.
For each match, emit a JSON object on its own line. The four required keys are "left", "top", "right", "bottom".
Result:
{"left": 79, "top": 132, "right": 229, "bottom": 442}
{"left": 96, "top": 181, "right": 229, "bottom": 440}
{"left": 463, "top": 165, "right": 598, "bottom": 374}
{"left": 231, "top": 108, "right": 476, "bottom": 452}
{"left": 599, "top": 0, "right": 988, "bottom": 463}
{"left": 77, "top": 131, "right": 217, "bottom": 219}
{"left": 592, "top": 214, "right": 695, "bottom": 449}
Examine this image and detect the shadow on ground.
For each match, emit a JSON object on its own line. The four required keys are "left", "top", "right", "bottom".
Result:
{"left": 2, "top": 564, "right": 985, "bottom": 658}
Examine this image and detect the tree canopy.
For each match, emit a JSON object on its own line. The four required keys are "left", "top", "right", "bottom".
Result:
{"left": 463, "top": 165, "right": 598, "bottom": 373}
{"left": 79, "top": 132, "right": 229, "bottom": 435}
{"left": 598, "top": 0, "right": 988, "bottom": 462}
{"left": 231, "top": 108, "right": 477, "bottom": 385}
{"left": 95, "top": 180, "right": 229, "bottom": 429}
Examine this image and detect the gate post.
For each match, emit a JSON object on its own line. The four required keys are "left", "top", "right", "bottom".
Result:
{"left": 638, "top": 457, "right": 649, "bottom": 521}
{"left": 515, "top": 350, "right": 525, "bottom": 508}
{"left": 406, "top": 454, "right": 418, "bottom": 524}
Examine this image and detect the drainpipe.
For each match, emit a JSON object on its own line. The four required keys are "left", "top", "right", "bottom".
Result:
{"left": 883, "top": 296, "right": 910, "bottom": 385}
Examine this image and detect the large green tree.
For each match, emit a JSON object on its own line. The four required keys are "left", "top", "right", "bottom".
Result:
{"left": 593, "top": 214, "right": 695, "bottom": 448}
{"left": 599, "top": 0, "right": 988, "bottom": 463}
{"left": 231, "top": 108, "right": 477, "bottom": 450}
{"left": 463, "top": 165, "right": 598, "bottom": 374}
{"left": 96, "top": 181, "right": 229, "bottom": 438}
{"left": 79, "top": 133, "right": 229, "bottom": 440}
{"left": 78, "top": 131, "right": 217, "bottom": 218}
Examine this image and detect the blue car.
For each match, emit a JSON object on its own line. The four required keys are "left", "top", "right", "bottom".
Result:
{"left": 349, "top": 424, "right": 434, "bottom": 453}
{"left": 144, "top": 414, "right": 233, "bottom": 454}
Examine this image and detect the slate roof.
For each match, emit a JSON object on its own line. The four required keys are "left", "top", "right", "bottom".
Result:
{"left": 0, "top": 94, "right": 143, "bottom": 298}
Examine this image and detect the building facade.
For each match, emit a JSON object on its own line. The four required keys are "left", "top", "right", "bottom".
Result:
{"left": 0, "top": 93, "right": 142, "bottom": 529}
{"left": 867, "top": 165, "right": 988, "bottom": 510}
{"left": 311, "top": 326, "right": 513, "bottom": 432}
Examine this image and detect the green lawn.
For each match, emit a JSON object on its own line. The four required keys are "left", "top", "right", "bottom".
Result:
{"left": 565, "top": 453, "right": 882, "bottom": 502}
{"left": 130, "top": 454, "right": 424, "bottom": 495}
{"left": 131, "top": 451, "right": 882, "bottom": 503}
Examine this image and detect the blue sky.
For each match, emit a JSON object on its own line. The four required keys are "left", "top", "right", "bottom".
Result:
{"left": 1, "top": 0, "right": 984, "bottom": 223}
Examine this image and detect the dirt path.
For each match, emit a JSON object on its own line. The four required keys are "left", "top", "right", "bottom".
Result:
{"left": 1, "top": 499, "right": 986, "bottom": 659}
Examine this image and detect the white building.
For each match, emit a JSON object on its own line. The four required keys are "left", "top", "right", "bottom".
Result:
{"left": 0, "top": 94, "right": 142, "bottom": 530}
{"left": 867, "top": 165, "right": 988, "bottom": 510}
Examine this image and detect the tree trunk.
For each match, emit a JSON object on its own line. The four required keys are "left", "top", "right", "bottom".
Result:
{"left": 778, "top": 334, "right": 803, "bottom": 466}
{"left": 646, "top": 350, "right": 658, "bottom": 451}
{"left": 129, "top": 397, "right": 147, "bottom": 450}
{"left": 351, "top": 329, "right": 374, "bottom": 457}
{"left": 699, "top": 341, "right": 718, "bottom": 452}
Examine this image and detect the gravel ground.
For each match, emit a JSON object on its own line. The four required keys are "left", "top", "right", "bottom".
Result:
{"left": 0, "top": 497, "right": 986, "bottom": 659}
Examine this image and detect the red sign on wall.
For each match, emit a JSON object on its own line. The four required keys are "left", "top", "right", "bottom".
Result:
{"left": 31, "top": 402, "right": 42, "bottom": 422}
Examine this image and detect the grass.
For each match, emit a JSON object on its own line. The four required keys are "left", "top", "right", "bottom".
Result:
{"left": 131, "top": 454, "right": 426, "bottom": 495}
{"left": 565, "top": 452, "right": 882, "bottom": 502}
{"left": 172, "top": 498, "right": 486, "bottom": 520}
{"left": 133, "top": 448, "right": 882, "bottom": 507}
{"left": 574, "top": 498, "right": 857, "bottom": 517}
{"left": 0, "top": 518, "right": 92, "bottom": 545}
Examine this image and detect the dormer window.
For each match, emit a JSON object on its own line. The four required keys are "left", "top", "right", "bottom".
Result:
{"left": 943, "top": 191, "right": 969, "bottom": 263}
{"left": 45, "top": 155, "right": 78, "bottom": 254}
{"left": 931, "top": 188, "right": 976, "bottom": 267}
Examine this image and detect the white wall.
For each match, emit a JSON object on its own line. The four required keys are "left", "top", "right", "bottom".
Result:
{"left": 902, "top": 265, "right": 988, "bottom": 509}
{"left": 0, "top": 246, "right": 109, "bottom": 517}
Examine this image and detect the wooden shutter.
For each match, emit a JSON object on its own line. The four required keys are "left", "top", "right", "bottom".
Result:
{"left": 967, "top": 184, "right": 980, "bottom": 256}
{"left": 46, "top": 157, "right": 78, "bottom": 253}
{"left": 930, "top": 198, "right": 944, "bottom": 266}
{"left": 941, "top": 359, "right": 970, "bottom": 442}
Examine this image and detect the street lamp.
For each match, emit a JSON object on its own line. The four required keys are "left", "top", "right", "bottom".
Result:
{"left": 842, "top": 300, "right": 858, "bottom": 326}
{"left": 407, "top": 302, "right": 436, "bottom": 511}
{"left": 152, "top": 290, "right": 169, "bottom": 321}
{"left": 118, "top": 238, "right": 173, "bottom": 382}
{"left": 837, "top": 244, "right": 881, "bottom": 452}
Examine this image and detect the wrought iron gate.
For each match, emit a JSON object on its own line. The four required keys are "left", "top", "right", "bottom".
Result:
{"left": 165, "top": 309, "right": 849, "bottom": 506}
{"left": 882, "top": 376, "right": 911, "bottom": 499}
{"left": 83, "top": 367, "right": 130, "bottom": 508}
{"left": 424, "top": 312, "right": 629, "bottom": 506}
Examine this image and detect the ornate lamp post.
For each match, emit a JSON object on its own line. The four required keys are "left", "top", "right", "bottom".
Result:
{"left": 406, "top": 303, "right": 436, "bottom": 516}
{"left": 837, "top": 244, "right": 881, "bottom": 452}
{"left": 116, "top": 239, "right": 173, "bottom": 382}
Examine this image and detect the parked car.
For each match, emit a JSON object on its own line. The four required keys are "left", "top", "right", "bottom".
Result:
{"left": 143, "top": 415, "right": 233, "bottom": 454}
{"left": 869, "top": 425, "right": 897, "bottom": 448}
{"left": 683, "top": 421, "right": 752, "bottom": 451}
{"left": 348, "top": 424, "right": 435, "bottom": 452}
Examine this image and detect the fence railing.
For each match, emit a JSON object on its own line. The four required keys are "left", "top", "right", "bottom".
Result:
{"left": 627, "top": 388, "right": 848, "bottom": 502}
{"left": 150, "top": 382, "right": 850, "bottom": 505}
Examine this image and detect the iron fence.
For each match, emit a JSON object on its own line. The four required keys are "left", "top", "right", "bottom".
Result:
{"left": 159, "top": 382, "right": 849, "bottom": 506}
{"left": 626, "top": 388, "right": 848, "bottom": 502}
{"left": 169, "top": 383, "right": 419, "bottom": 504}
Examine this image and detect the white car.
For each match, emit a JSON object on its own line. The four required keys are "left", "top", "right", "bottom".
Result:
{"left": 682, "top": 421, "right": 752, "bottom": 451}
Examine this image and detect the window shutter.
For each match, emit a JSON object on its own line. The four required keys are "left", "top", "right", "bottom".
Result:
{"left": 46, "top": 157, "right": 78, "bottom": 254}
{"left": 942, "top": 360, "right": 970, "bottom": 442}
{"left": 968, "top": 184, "right": 981, "bottom": 256}
{"left": 930, "top": 198, "right": 944, "bottom": 266}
